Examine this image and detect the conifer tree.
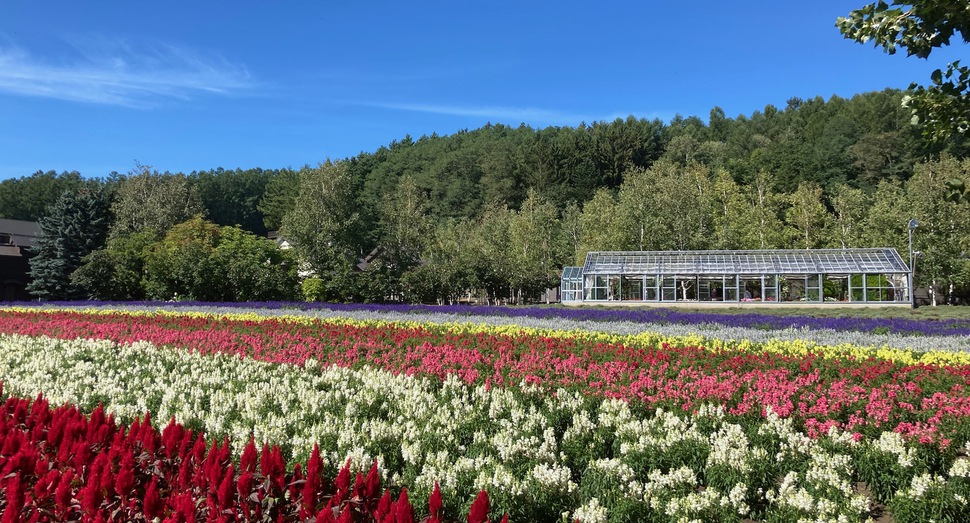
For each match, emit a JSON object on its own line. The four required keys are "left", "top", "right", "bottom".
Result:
{"left": 27, "top": 186, "right": 111, "bottom": 300}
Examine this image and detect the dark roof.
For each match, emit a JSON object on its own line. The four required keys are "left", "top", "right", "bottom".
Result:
{"left": 579, "top": 248, "right": 910, "bottom": 276}
{"left": 0, "top": 219, "right": 40, "bottom": 250}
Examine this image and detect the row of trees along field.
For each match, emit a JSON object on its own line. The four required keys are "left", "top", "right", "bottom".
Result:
{"left": 3, "top": 89, "right": 970, "bottom": 304}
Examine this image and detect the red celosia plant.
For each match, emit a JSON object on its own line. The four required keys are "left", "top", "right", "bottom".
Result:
{"left": 0, "top": 388, "right": 508, "bottom": 522}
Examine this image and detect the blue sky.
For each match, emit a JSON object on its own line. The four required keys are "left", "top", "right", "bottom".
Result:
{"left": 0, "top": 1, "right": 964, "bottom": 180}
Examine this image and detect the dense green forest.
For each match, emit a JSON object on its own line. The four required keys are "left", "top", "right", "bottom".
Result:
{"left": 3, "top": 89, "right": 970, "bottom": 304}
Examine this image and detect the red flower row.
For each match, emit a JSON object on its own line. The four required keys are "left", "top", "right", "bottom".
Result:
{"left": 0, "top": 387, "right": 506, "bottom": 523}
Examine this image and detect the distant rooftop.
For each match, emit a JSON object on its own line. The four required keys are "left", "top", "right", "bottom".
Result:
{"left": 0, "top": 219, "right": 40, "bottom": 250}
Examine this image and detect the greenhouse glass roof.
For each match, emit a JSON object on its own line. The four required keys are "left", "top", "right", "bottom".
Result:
{"left": 561, "top": 266, "right": 583, "bottom": 279}
{"left": 581, "top": 249, "right": 910, "bottom": 276}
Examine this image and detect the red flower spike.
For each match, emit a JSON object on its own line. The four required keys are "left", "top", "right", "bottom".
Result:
{"left": 467, "top": 490, "right": 490, "bottom": 523}
{"left": 396, "top": 488, "right": 414, "bottom": 523}
{"left": 307, "top": 444, "right": 323, "bottom": 483}
{"left": 54, "top": 469, "right": 74, "bottom": 514}
{"left": 337, "top": 505, "right": 355, "bottom": 523}
{"left": 32, "top": 468, "right": 58, "bottom": 501}
{"left": 143, "top": 476, "right": 163, "bottom": 520}
{"left": 177, "top": 457, "right": 194, "bottom": 491}
{"left": 351, "top": 472, "right": 365, "bottom": 498}
{"left": 98, "top": 457, "right": 116, "bottom": 496}
{"left": 315, "top": 507, "right": 336, "bottom": 523}
{"left": 237, "top": 471, "right": 254, "bottom": 520}
{"left": 236, "top": 471, "right": 254, "bottom": 500}
{"left": 204, "top": 440, "right": 222, "bottom": 487}
{"left": 72, "top": 439, "right": 93, "bottom": 472}
{"left": 191, "top": 437, "right": 207, "bottom": 465}
{"left": 107, "top": 430, "right": 126, "bottom": 463}
{"left": 177, "top": 429, "right": 195, "bottom": 460}
{"left": 127, "top": 417, "right": 142, "bottom": 444}
{"left": 217, "top": 464, "right": 235, "bottom": 511}
{"left": 375, "top": 489, "right": 392, "bottom": 520}
{"left": 217, "top": 437, "right": 231, "bottom": 464}
{"left": 301, "top": 445, "right": 323, "bottom": 514}
{"left": 140, "top": 416, "right": 158, "bottom": 455}
{"left": 429, "top": 482, "right": 443, "bottom": 519}
{"left": 87, "top": 405, "right": 105, "bottom": 437}
{"left": 161, "top": 416, "right": 183, "bottom": 459}
{"left": 240, "top": 437, "right": 257, "bottom": 473}
{"left": 173, "top": 492, "right": 197, "bottom": 523}
{"left": 80, "top": 477, "right": 104, "bottom": 516}
{"left": 115, "top": 449, "right": 135, "bottom": 499}
{"left": 363, "top": 460, "right": 381, "bottom": 503}
{"left": 2, "top": 474, "right": 25, "bottom": 523}
{"left": 335, "top": 459, "right": 351, "bottom": 494}
{"left": 259, "top": 443, "right": 272, "bottom": 477}
{"left": 268, "top": 446, "right": 286, "bottom": 492}
{"left": 498, "top": 515, "right": 509, "bottom": 523}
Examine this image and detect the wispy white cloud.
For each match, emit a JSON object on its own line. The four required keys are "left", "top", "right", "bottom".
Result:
{"left": 361, "top": 101, "right": 671, "bottom": 126}
{"left": 0, "top": 38, "right": 254, "bottom": 107}
{"left": 362, "top": 101, "right": 586, "bottom": 126}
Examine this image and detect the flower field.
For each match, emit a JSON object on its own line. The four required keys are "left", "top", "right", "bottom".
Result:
{"left": 3, "top": 306, "right": 970, "bottom": 522}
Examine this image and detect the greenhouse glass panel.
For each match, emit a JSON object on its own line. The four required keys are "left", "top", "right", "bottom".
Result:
{"left": 644, "top": 276, "right": 659, "bottom": 301}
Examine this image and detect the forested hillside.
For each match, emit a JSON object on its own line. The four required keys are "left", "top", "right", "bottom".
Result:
{"left": 3, "top": 89, "right": 969, "bottom": 304}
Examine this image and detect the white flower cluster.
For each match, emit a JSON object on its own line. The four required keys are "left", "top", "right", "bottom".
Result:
{"left": 805, "top": 449, "right": 855, "bottom": 499}
{"left": 949, "top": 457, "right": 970, "bottom": 478}
{"left": 707, "top": 423, "right": 766, "bottom": 474}
{"left": 900, "top": 472, "right": 946, "bottom": 501}
{"left": 759, "top": 406, "right": 813, "bottom": 462}
{"left": 765, "top": 447, "right": 870, "bottom": 521}
{"left": 873, "top": 431, "right": 917, "bottom": 468}
{"left": 571, "top": 497, "right": 607, "bottom": 523}
{"left": 640, "top": 466, "right": 698, "bottom": 502}
{"left": 663, "top": 487, "right": 736, "bottom": 520}
{"left": 528, "top": 462, "right": 577, "bottom": 494}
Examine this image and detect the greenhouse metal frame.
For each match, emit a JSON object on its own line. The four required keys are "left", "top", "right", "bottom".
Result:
{"left": 561, "top": 248, "right": 912, "bottom": 306}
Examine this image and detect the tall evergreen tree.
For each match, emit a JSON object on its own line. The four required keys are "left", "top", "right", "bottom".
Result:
{"left": 27, "top": 186, "right": 111, "bottom": 300}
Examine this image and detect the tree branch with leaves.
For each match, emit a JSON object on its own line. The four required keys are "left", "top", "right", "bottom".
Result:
{"left": 837, "top": 1, "right": 970, "bottom": 142}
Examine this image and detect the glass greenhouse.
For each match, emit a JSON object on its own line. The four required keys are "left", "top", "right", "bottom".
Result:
{"left": 561, "top": 248, "right": 912, "bottom": 306}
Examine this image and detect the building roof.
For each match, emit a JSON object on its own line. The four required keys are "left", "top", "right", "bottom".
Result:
{"left": 0, "top": 219, "right": 40, "bottom": 250}
{"left": 579, "top": 248, "right": 911, "bottom": 276}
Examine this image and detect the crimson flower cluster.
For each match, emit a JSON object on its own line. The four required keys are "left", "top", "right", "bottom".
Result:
{"left": 0, "top": 388, "right": 506, "bottom": 523}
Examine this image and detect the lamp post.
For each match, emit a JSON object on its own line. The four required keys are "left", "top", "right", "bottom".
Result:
{"left": 908, "top": 219, "right": 918, "bottom": 308}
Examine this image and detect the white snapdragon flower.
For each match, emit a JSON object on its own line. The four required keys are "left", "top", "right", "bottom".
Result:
{"left": 901, "top": 473, "right": 945, "bottom": 500}
{"left": 873, "top": 431, "right": 916, "bottom": 468}
{"left": 949, "top": 458, "right": 970, "bottom": 478}
{"left": 528, "top": 463, "right": 577, "bottom": 493}
{"left": 572, "top": 497, "right": 608, "bottom": 523}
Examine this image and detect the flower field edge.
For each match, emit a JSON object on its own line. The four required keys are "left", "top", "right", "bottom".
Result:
{"left": 5, "top": 334, "right": 970, "bottom": 522}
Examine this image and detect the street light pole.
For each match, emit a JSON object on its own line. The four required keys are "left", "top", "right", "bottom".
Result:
{"left": 908, "top": 219, "right": 918, "bottom": 308}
